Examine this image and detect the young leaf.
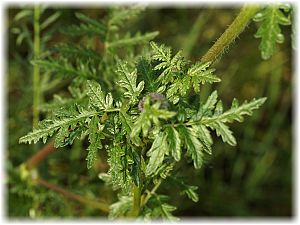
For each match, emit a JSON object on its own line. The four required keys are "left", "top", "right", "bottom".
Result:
{"left": 146, "top": 132, "right": 169, "bottom": 176}
{"left": 136, "top": 57, "right": 159, "bottom": 92}
{"left": 188, "top": 62, "right": 220, "bottom": 92}
{"left": 86, "top": 80, "right": 113, "bottom": 111}
{"left": 116, "top": 61, "right": 144, "bottom": 105}
{"left": 254, "top": 5, "right": 291, "bottom": 60}
{"left": 131, "top": 98, "right": 176, "bottom": 139}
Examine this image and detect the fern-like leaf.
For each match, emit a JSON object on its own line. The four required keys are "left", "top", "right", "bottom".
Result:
{"left": 86, "top": 80, "right": 114, "bottom": 111}
{"left": 107, "top": 31, "right": 159, "bottom": 49}
{"left": 146, "top": 132, "right": 169, "bottom": 176}
{"left": 116, "top": 61, "right": 144, "bottom": 104}
{"left": 86, "top": 116, "right": 104, "bottom": 169}
{"left": 254, "top": 5, "right": 291, "bottom": 60}
{"left": 63, "top": 12, "right": 107, "bottom": 39}
{"left": 19, "top": 109, "right": 98, "bottom": 145}
{"left": 178, "top": 125, "right": 204, "bottom": 169}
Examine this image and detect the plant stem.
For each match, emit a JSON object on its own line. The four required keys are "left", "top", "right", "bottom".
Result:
{"left": 33, "top": 4, "right": 40, "bottom": 128}
{"left": 201, "top": 5, "right": 260, "bottom": 63}
{"left": 35, "top": 178, "right": 110, "bottom": 213}
{"left": 141, "top": 179, "right": 162, "bottom": 207}
{"left": 130, "top": 185, "right": 141, "bottom": 217}
{"left": 25, "top": 140, "right": 55, "bottom": 169}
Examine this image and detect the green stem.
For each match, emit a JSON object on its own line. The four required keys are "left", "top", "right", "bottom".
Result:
{"left": 33, "top": 4, "right": 40, "bottom": 128}
{"left": 201, "top": 5, "right": 260, "bottom": 63}
{"left": 141, "top": 179, "right": 162, "bottom": 207}
{"left": 130, "top": 185, "right": 141, "bottom": 218}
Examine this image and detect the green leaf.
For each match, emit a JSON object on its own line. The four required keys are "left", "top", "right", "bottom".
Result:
{"left": 165, "top": 126, "right": 181, "bottom": 161}
{"left": 107, "top": 31, "right": 159, "bottom": 49}
{"left": 254, "top": 5, "right": 291, "bottom": 60}
{"left": 19, "top": 109, "right": 97, "bottom": 145}
{"left": 208, "top": 121, "right": 236, "bottom": 146}
{"left": 193, "top": 124, "right": 213, "bottom": 154}
{"left": 169, "top": 176, "right": 199, "bottom": 202}
{"left": 201, "top": 97, "right": 267, "bottom": 124}
{"left": 41, "top": 12, "right": 61, "bottom": 30}
{"left": 109, "top": 195, "right": 133, "bottom": 219}
{"left": 107, "top": 146, "right": 130, "bottom": 192}
{"left": 63, "top": 12, "right": 107, "bottom": 39}
{"left": 86, "top": 116, "right": 104, "bottom": 169}
{"left": 137, "top": 57, "right": 159, "bottom": 92}
{"left": 14, "top": 9, "right": 32, "bottom": 21}
{"left": 150, "top": 42, "right": 186, "bottom": 84}
{"left": 33, "top": 58, "right": 96, "bottom": 78}
{"left": 86, "top": 80, "right": 113, "bottom": 111}
{"left": 130, "top": 98, "right": 176, "bottom": 139}
{"left": 183, "top": 185, "right": 199, "bottom": 202}
{"left": 178, "top": 125, "right": 204, "bottom": 169}
{"left": 51, "top": 44, "right": 102, "bottom": 62}
{"left": 109, "top": 5, "right": 145, "bottom": 31}
{"left": 116, "top": 61, "right": 144, "bottom": 105}
{"left": 188, "top": 62, "right": 220, "bottom": 92}
{"left": 146, "top": 132, "right": 169, "bottom": 176}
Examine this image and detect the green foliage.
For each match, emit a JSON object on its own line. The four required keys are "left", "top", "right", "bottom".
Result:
{"left": 116, "top": 61, "right": 145, "bottom": 105}
{"left": 254, "top": 4, "right": 291, "bottom": 60}
{"left": 18, "top": 6, "right": 268, "bottom": 220}
{"left": 63, "top": 12, "right": 107, "bottom": 39}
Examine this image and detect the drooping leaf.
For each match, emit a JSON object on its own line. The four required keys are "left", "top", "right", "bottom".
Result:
{"left": 254, "top": 5, "right": 291, "bottom": 60}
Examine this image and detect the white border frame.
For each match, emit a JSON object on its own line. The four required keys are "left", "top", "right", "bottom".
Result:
{"left": 1, "top": 0, "right": 298, "bottom": 224}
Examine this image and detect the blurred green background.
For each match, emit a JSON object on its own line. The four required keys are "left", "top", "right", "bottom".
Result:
{"left": 7, "top": 5, "right": 293, "bottom": 218}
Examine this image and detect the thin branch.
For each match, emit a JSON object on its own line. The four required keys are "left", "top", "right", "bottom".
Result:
{"left": 35, "top": 178, "right": 110, "bottom": 213}
{"left": 141, "top": 179, "right": 162, "bottom": 207}
{"left": 25, "top": 140, "right": 55, "bottom": 169}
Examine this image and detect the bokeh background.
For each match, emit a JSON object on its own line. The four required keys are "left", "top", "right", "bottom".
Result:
{"left": 7, "top": 5, "right": 293, "bottom": 218}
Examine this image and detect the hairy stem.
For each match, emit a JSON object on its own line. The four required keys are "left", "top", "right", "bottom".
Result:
{"left": 33, "top": 4, "right": 41, "bottom": 128}
{"left": 35, "top": 178, "right": 110, "bottom": 213}
{"left": 201, "top": 5, "right": 260, "bottom": 63}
